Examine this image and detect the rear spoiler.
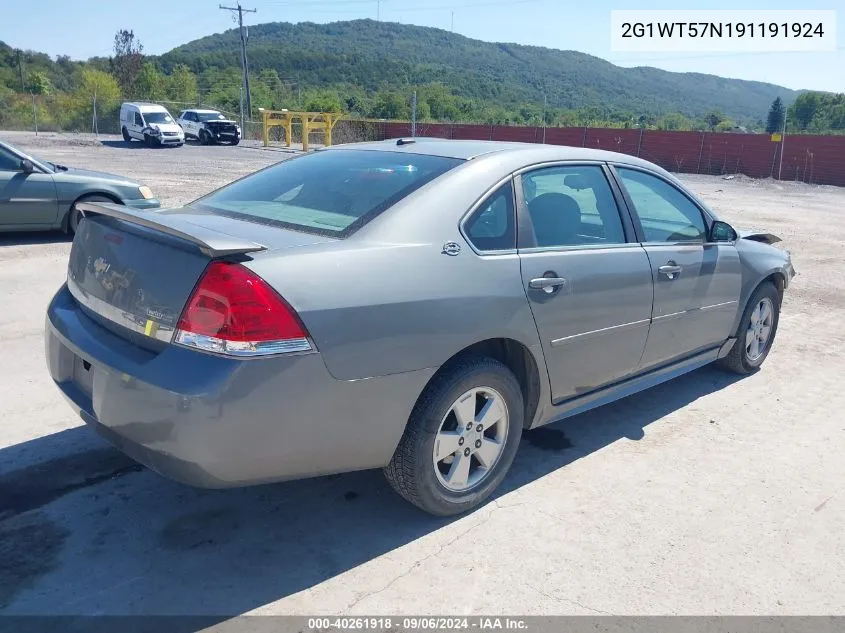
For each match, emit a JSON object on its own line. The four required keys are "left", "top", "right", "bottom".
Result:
{"left": 77, "top": 202, "right": 267, "bottom": 258}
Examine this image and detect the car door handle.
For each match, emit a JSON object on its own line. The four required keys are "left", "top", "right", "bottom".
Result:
{"left": 658, "top": 264, "right": 683, "bottom": 279}
{"left": 529, "top": 277, "right": 567, "bottom": 293}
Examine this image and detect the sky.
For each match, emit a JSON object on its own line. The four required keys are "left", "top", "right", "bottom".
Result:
{"left": 0, "top": 0, "right": 842, "bottom": 93}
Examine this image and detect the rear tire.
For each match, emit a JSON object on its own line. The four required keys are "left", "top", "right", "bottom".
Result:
{"left": 384, "top": 356, "right": 523, "bottom": 516}
{"left": 719, "top": 281, "right": 780, "bottom": 374}
{"left": 122, "top": 127, "right": 131, "bottom": 142}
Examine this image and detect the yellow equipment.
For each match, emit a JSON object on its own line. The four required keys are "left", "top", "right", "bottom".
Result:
{"left": 259, "top": 109, "right": 341, "bottom": 151}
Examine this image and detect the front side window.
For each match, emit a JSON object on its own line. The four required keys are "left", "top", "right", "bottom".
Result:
{"left": 464, "top": 182, "right": 516, "bottom": 251}
{"left": 521, "top": 165, "right": 626, "bottom": 248}
{"left": 193, "top": 150, "right": 463, "bottom": 237}
{"left": 617, "top": 168, "right": 706, "bottom": 243}
{"left": 134, "top": 112, "right": 143, "bottom": 126}
{"left": 0, "top": 147, "right": 22, "bottom": 171}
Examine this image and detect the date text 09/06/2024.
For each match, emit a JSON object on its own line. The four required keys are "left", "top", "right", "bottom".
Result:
{"left": 307, "top": 617, "right": 528, "bottom": 631}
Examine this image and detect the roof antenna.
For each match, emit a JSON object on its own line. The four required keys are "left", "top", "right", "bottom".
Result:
{"left": 396, "top": 138, "right": 416, "bottom": 146}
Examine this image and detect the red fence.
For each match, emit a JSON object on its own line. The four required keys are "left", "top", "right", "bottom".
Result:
{"left": 381, "top": 122, "right": 845, "bottom": 187}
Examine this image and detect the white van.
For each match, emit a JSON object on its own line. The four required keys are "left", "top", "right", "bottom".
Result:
{"left": 119, "top": 102, "right": 185, "bottom": 147}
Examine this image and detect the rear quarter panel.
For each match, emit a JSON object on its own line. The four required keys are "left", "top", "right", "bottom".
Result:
{"left": 248, "top": 243, "right": 540, "bottom": 381}
{"left": 245, "top": 155, "right": 545, "bottom": 382}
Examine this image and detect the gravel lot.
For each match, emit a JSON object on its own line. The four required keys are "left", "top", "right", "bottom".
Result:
{"left": 1, "top": 131, "right": 844, "bottom": 618}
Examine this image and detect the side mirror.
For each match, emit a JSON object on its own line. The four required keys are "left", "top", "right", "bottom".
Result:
{"left": 710, "top": 220, "right": 737, "bottom": 242}
{"left": 20, "top": 159, "right": 34, "bottom": 174}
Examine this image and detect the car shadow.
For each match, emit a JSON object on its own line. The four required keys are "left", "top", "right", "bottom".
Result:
{"left": 0, "top": 231, "right": 71, "bottom": 247}
{"left": 0, "top": 365, "right": 743, "bottom": 618}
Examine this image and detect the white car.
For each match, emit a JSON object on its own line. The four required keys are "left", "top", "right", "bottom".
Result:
{"left": 177, "top": 109, "right": 241, "bottom": 145}
{"left": 120, "top": 102, "right": 185, "bottom": 147}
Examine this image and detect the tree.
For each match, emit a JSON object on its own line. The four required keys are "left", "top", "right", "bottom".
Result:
{"left": 705, "top": 110, "right": 724, "bottom": 131}
{"left": 75, "top": 68, "right": 121, "bottom": 110}
{"left": 165, "top": 64, "right": 198, "bottom": 102}
{"left": 371, "top": 90, "right": 410, "bottom": 119}
{"left": 111, "top": 29, "right": 144, "bottom": 97}
{"left": 135, "top": 63, "right": 165, "bottom": 100}
{"left": 27, "top": 70, "right": 52, "bottom": 95}
{"left": 715, "top": 118, "right": 737, "bottom": 132}
{"left": 657, "top": 112, "right": 694, "bottom": 131}
{"left": 791, "top": 92, "right": 819, "bottom": 130}
{"left": 304, "top": 89, "right": 343, "bottom": 113}
{"left": 766, "top": 97, "right": 785, "bottom": 133}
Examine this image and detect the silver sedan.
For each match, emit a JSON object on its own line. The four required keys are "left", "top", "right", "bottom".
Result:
{"left": 0, "top": 140, "right": 160, "bottom": 233}
{"left": 45, "top": 139, "right": 795, "bottom": 515}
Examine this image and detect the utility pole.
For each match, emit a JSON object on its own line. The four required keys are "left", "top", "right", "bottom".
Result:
{"left": 239, "top": 86, "right": 245, "bottom": 133}
{"left": 411, "top": 90, "right": 417, "bottom": 137}
{"left": 220, "top": 3, "right": 256, "bottom": 121}
{"left": 541, "top": 92, "right": 547, "bottom": 143}
{"left": 91, "top": 92, "right": 98, "bottom": 136}
{"left": 377, "top": 0, "right": 380, "bottom": 21}
{"left": 778, "top": 110, "right": 787, "bottom": 181}
{"left": 451, "top": 12, "right": 454, "bottom": 32}
{"left": 31, "top": 93, "right": 38, "bottom": 136}
{"left": 17, "top": 49, "right": 25, "bottom": 92}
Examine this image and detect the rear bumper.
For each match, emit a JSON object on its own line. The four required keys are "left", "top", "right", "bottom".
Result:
{"left": 45, "top": 284, "right": 434, "bottom": 488}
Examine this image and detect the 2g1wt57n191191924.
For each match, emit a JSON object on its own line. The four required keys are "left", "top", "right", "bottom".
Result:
{"left": 611, "top": 10, "right": 837, "bottom": 52}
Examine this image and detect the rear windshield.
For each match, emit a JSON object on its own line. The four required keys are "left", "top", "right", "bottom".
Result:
{"left": 191, "top": 150, "right": 463, "bottom": 237}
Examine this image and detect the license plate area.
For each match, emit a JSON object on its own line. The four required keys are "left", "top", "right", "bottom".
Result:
{"left": 73, "top": 354, "right": 94, "bottom": 395}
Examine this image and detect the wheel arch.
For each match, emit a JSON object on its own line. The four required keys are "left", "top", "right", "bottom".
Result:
{"left": 731, "top": 270, "right": 786, "bottom": 335}
{"left": 412, "top": 337, "right": 546, "bottom": 431}
{"left": 63, "top": 191, "right": 122, "bottom": 232}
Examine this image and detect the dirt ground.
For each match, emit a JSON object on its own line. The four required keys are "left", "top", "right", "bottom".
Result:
{"left": 1, "top": 131, "right": 844, "bottom": 618}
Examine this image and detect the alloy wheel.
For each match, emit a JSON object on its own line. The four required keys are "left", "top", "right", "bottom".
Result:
{"left": 745, "top": 297, "right": 774, "bottom": 361}
{"left": 432, "top": 387, "right": 509, "bottom": 492}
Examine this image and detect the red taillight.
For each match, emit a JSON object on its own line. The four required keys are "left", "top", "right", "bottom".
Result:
{"left": 174, "top": 261, "right": 311, "bottom": 357}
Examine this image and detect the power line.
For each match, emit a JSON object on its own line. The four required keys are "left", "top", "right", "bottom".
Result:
{"left": 220, "top": 3, "right": 257, "bottom": 120}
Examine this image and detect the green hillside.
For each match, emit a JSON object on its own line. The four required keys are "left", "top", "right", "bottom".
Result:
{"left": 162, "top": 19, "right": 797, "bottom": 124}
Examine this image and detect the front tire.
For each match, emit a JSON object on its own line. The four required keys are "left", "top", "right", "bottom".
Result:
{"left": 199, "top": 130, "right": 210, "bottom": 145}
{"left": 719, "top": 281, "right": 781, "bottom": 374}
{"left": 122, "top": 127, "right": 131, "bottom": 142}
{"left": 385, "top": 356, "right": 523, "bottom": 516}
{"left": 229, "top": 137, "right": 240, "bottom": 146}
{"left": 67, "top": 195, "right": 113, "bottom": 235}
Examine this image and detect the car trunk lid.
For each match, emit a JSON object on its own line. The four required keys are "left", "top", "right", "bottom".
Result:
{"left": 68, "top": 202, "right": 333, "bottom": 350}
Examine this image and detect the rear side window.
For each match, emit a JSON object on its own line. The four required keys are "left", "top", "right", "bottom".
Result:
{"left": 464, "top": 182, "right": 516, "bottom": 251}
{"left": 193, "top": 150, "right": 463, "bottom": 237}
